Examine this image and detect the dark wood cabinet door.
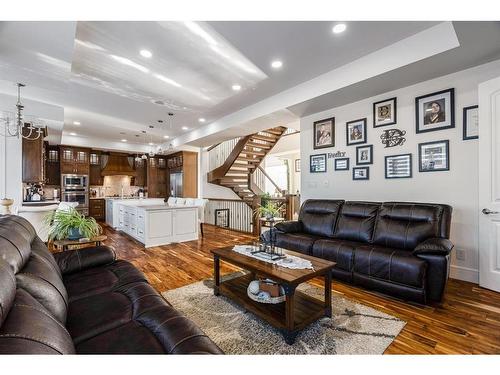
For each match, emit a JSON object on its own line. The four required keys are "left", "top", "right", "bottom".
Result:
{"left": 22, "top": 132, "right": 45, "bottom": 183}
{"left": 89, "top": 165, "right": 102, "bottom": 185}
{"left": 133, "top": 159, "right": 146, "bottom": 187}
{"left": 89, "top": 199, "right": 105, "bottom": 220}
{"left": 45, "top": 145, "right": 60, "bottom": 186}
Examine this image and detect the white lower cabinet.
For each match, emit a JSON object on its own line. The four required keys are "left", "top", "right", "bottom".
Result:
{"left": 116, "top": 203, "right": 198, "bottom": 247}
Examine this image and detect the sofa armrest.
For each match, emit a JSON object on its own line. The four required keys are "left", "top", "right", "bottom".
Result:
{"left": 53, "top": 246, "right": 117, "bottom": 275}
{"left": 413, "top": 238, "right": 454, "bottom": 256}
{"left": 274, "top": 220, "right": 302, "bottom": 233}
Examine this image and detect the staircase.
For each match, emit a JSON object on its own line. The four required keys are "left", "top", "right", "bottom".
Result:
{"left": 207, "top": 126, "right": 288, "bottom": 206}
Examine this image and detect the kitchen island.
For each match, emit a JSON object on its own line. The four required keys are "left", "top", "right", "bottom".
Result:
{"left": 115, "top": 201, "right": 198, "bottom": 247}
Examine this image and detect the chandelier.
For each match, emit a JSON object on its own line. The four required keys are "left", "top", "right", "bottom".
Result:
{"left": 1, "top": 83, "right": 45, "bottom": 140}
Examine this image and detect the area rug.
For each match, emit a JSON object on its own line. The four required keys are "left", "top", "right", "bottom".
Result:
{"left": 162, "top": 275, "right": 406, "bottom": 354}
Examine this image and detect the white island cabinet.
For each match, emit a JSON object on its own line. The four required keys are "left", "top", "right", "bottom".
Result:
{"left": 116, "top": 202, "right": 198, "bottom": 247}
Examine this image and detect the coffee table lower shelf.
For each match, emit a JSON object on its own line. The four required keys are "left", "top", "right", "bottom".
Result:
{"left": 216, "top": 273, "right": 327, "bottom": 344}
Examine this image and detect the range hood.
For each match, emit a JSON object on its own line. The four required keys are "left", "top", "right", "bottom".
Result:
{"left": 101, "top": 153, "right": 137, "bottom": 176}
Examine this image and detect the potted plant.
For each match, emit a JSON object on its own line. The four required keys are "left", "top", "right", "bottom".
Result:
{"left": 254, "top": 201, "right": 281, "bottom": 220}
{"left": 44, "top": 208, "right": 102, "bottom": 241}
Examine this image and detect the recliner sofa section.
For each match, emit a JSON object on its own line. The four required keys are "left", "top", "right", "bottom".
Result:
{"left": 264, "top": 199, "right": 453, "bottom": 304}
{"left": 0, "top": 215, "right": 222, "bottom": 354}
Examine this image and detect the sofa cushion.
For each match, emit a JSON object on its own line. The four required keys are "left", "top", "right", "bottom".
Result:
{"left": 333, "top": 201, "right": 381, "bottom": 243}
{"left": 0, "top": 260, "right": 16, "bottom": 326}
{"left": 0, "top": 215, "right": 37, "bottom": 273}
{"left": 372, "top": 203, "right": 444, "bottom": 250}
{"left": 70, "top": 281, "right": 222, "bottom": 354}
{"left": 312, "top": 239, "right": 357, "bottom": 272}
{"left": 353, "top": 245, "right": 427, "bottom": 288}
{"left": 0, "top": 288, "right": 75, "bottom": 354}
{"left": 16, "top": 253, "right": 69, "bottom": 324}
{"left": 275, "top": 232, "right": 319, "bottom": 255}
{"left": 298, "top": 199, "right": 344, "bottom": 238}
{"left": 63, "top": 259, "right": 148, "bottom": 302}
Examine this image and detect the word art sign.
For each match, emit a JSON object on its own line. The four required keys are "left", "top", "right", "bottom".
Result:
{"left": 327, "top": 151, "right": 346, "bottom": 159}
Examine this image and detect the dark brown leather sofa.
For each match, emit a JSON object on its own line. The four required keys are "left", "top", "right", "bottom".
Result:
{"left": 0, "top": 215, "right": 222, "bottom": 354}
{"left": 264, "top": 200, "right": 453, "bottom": 304}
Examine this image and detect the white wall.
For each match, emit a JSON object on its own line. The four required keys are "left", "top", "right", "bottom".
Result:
{"left": 300, "top": 59, "right": 500, "bottom": 283}
{"left": 199, "top": 148, "right": 240, "bottom": 200}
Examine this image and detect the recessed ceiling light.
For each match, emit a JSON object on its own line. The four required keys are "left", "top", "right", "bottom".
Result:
{"left": 271, "top": 60, "right": 283, "bottom": 69}
{"left": 182, "top": 126, "right": 189, "bottom": 130}
{"left": 73, "top": 121, "right": 80, "bottom": 126}
{"left": 198, "top": 118, "right": 206, "bottom": 123}
{"left": 139, "top": 49, "right": 152, "bottom": 58}
{"left": 232, "top": 84, "right": 241, "bottom": 91}
{"left": 148, "top": 142, "right": 154, "bottom": 146}
{"left": 332, "top": 23, "right": 347, "bottom": 34}
{"left": 163, "top": 135, "right": 170, "bottom": 139}
{"left": 69, "top": 132, "right": 77, "bottom": 136}
{"left": 121, "top": 139, "right": 127, "bottom": 142}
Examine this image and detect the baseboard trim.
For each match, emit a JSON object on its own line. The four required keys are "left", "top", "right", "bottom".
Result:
{"left": 450, "top": 265, "right": 479, "bottom": 283}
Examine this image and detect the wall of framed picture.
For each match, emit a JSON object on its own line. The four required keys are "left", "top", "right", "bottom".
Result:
{"left": 300, "top": 59, "right": 500, "bottom": 283}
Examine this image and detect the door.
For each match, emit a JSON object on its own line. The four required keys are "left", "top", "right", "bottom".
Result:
{"left": 478, "top": 76, "right": 500, "bottom": 292}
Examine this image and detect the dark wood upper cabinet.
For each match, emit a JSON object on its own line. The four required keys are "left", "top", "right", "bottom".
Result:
{"left": 89, "top": 151, "right": 103, "bottom": 185}
{"left": 45, "top": 144, "right": 60, "bottom": 186}
{"left": 22, "top": 126, "right": 47, "bottom": 183}
{"left": 132, "top": 158, "right": 147, "bottom": 187}
{"left": 165, "top": 151, "right": 198, "bottom": 198}
{"left": 60, "top": 146, "right": 90, "bottom": 175}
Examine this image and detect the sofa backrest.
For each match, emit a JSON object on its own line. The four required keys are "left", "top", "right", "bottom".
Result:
{"left": 298, "top": 199, "right": 344, "bottom": 237}
{"left": 333, "top": 201, "right": 382, "bottom": 243}
{"left": 372, "top": 202, "right": 452, "bottom": 250}
{"left": 0, "top": 215, "right": 69, "bottom": 324}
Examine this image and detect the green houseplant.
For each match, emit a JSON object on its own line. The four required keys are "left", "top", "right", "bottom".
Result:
{"left": 44, "top": 208, "right": 102, "bottom": 241}
{"left": 254, "top": 201, "right": 281, "bottom": 220}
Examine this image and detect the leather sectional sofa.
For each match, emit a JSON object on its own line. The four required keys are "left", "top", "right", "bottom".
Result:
{"left": 0, "top": 215, "right": 222, "bottom": 354}
{"left": 264, "top": 200, "right": 453, "bottom": 304}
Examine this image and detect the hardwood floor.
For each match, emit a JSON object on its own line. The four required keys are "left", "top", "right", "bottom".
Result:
{"left": 100, "top": 223, "right": 500, "bottom": 354}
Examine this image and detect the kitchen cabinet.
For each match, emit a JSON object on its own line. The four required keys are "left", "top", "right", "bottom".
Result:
{"left": 89, "top": 198, "right": 105, "bottom": 221}
{"left": 60, "top": 146, "right": 90, "bottom": 175}
{"left": 165, "top": 151, "right": 198, "bottom": 198}
{"left": 132, "top": 158, "right": 147, "bottom": 187}
{"left": 45, "top": 144, "right": 60, "bottom": 186}
{"left": 89, "top": 151, "right": 103, "bottom": 185}
{"left": 147, "top": 157, "right": 167, "bottom": 198}
{"left": 22, "top": 126, "right": 47, "bottom": 183}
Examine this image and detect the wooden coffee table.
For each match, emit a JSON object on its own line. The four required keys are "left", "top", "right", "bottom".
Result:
{"left": 211, "top": 245, "right": 336, "bottom": 344}
{"left": 53, "top": 235, "right": 108, "bottom": 252}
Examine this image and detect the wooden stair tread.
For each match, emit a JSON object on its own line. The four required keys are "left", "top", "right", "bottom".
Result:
{"left": 242, "top": 150, "right": 266, "bottom": 156}
{"left": 246, "top": 142, "right": 272, "bottom": 149}
{"left": 251, "top": 134, "right": 278, "bottom": 142}
{"left": 236, "top": 157, "right": 260, "bottom": 163}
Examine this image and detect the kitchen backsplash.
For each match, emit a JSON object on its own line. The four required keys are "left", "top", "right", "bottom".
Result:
{"left": 93, "top": 175, "right": 142, "bottom": 197}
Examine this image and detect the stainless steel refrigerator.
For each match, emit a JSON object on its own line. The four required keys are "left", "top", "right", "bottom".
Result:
{"left": 169, "top": 172, "right": 183, "bottom": 197}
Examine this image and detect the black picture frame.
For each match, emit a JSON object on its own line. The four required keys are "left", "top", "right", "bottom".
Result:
{"left": 346, "top": 118, "right": 367, "bottom": 146}
{"left": 356, "top": 145, "right": 373, "bottom": 165}
{"left": 334, "top": 157, "right": 350, "bottom": 171}
{"left": 463, "top": 105, "right": 479, "bottom": 140}
{"left": 353, "top": 167, "right": 369, "bottom": 180}
{"left": 373, "top": 97, "right": 397, "bottom": 128}
{"left": 313, "top": 117, "right": 335, "bottom": 149}
{"left": 385, "top": 153, "right": 412, "bottom": 179}
{"left": 415, "top": 88, "right": 455, "bottom": 134}
{"left": 310, "top": 154, "right": 327, "bottom": 173}
{"left": 294, "top": 159, "right": 301, "bottom": 172}
{"left": 418, "top": 140, "right": 450, "bottom": 172}
{"left": 214, "top": 209, "right": 230, "bottom": 228}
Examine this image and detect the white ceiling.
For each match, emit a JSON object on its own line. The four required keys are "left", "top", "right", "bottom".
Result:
{"left": 0, "top": 21, "right": 498, "bottom": 152}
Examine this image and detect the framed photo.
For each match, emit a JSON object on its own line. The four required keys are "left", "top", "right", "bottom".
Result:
{"left": 356, "top": 145, "right": 373, "bottom": 165}
{"left": 373, "top": 97, "right": 397, "bottom": 127}
{"left": 415, "top": 88, "right": 455, "bottom": 133}
{"left": 294, "top": 159, "right": 301, "bottom": 172}
{"left": 214, "top": 209, "right": 230, "bottom": 228}
{"left": 385, "top": 153, "right": 412, "bottom": 179}
{"left": 334, "top": 158, "right": 350, "bottom": 171}
{"left": 313, "top": 117, "right": 335, "bottom": 149}
{"left": 353, "top": 167, "right": 369, "bottom": 180}
{"left": 463, "top": 105, "right": 478, "bottom": 140}
{"left": 310, "top": 154, "right": 327, "bottom": 173}
{"left": 346, "top": 118, "right": 367, "bottom": 146}
{"left": 418, "top": 140, "right": 450, "bottom": 172}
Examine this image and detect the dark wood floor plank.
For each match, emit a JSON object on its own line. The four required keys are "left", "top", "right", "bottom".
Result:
{"left": 95, "top": 223, "right": 500, "bottom": 354}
